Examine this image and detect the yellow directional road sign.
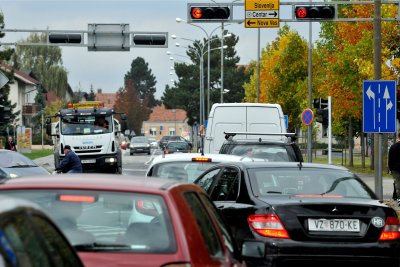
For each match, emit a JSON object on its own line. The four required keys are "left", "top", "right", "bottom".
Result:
{"left": 245, "top": 0, "right": 280, "bottom": 28}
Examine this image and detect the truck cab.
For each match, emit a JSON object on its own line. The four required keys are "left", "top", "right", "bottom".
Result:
{"left": 46, "top": 102, "right": 126, "bottom": 174}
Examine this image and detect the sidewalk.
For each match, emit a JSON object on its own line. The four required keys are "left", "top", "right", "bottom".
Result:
{"left": 33, "top": 154, "right": 54, "bottom": 172}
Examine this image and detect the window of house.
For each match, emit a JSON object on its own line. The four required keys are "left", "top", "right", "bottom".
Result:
{"left": 169, "top": 128, "right": 175, "bottom": 136}
{"left": 150, "top": 128, "right": 157, "bottom": 136}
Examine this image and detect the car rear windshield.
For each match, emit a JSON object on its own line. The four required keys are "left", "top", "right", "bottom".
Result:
{"left": 0, "top": 190, "right": 176, "bottom": 253}
{"left": 226, "top": 144, "right": 294, "bottom": 161}
{"left": 247, "top": 168, "right": 376, "bottom": 199}
{"left": 167, "top": 142, "right": 188, "bottom": 150}
{"left": 151, "top": 162, "right": 217, "bottom": 182}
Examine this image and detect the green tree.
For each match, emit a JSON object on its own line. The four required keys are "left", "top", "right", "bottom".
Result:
{"left": 243, "top": 25, "right": 308, "bottom": 133}
{"left": 124, "top": 57, "right": 158, "bottom": 108}
{"left": 87, "top": 85, "right": 96, "bottom": 101}
{"left": 0, "top": 11, "right": 18, "bottom": 134}
{"left": 114, "top": 79, "right": 151, "bottom": 135}
{"left": 10, "top": 33, "right": 69, "bottom": 98}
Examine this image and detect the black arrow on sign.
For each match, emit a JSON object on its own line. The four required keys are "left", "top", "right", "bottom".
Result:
{"left": 247, "top": 20, "right": 256, "bottom": 26}
{"left": 268, "top": 11, "right": 278, "bottom": 17}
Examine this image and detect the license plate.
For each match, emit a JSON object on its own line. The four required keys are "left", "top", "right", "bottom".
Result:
{"left": 308, "top": 218, "right": 360, "bottom": 232}
{"left": 81, "top": 159, "right": 96, "bottom": 164}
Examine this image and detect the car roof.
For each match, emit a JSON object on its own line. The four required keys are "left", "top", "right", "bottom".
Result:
{"left": 212, "top": 161, "right": 351, "bottom": 171}
{"left": 149, "top": 152, "right": 259, "bottom": 166}
{"left": 0, "top": 174, "right": 198, "bottom": 193}
{"left": 223, "top": 139, "right": 291, "bottom": 144}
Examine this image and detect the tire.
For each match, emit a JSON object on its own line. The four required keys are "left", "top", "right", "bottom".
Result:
{"left": 130, "top": 152, "right": 133, "bottom": 156}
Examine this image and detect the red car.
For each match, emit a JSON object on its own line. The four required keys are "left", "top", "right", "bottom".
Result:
{"left": 0, "top": 174, "right": 263, "bottom": 266}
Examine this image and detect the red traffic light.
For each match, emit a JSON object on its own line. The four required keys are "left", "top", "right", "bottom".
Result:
{"left": 295, "top": 6, "right": 335, "bottom": 20}
{"left": 296, "top": 7, "right": 308, "bottom": 19}
{"left": 191, "top": 7, "right": 203, "bottom": 19}
{"left": 189, "top": 6, "right": 230, "bottom": 21}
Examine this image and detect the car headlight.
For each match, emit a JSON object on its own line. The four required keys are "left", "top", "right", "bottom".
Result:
{"left": 105, "top": 158, "right": 117, "bottom": 163}
{"left": 146, "top": 144, "right": 150, "bottom": 147}
{"left": 9, "top": 173, "right": 19, "bottom": 178}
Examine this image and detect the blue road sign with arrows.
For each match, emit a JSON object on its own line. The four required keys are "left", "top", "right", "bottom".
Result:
{"left": 363, "top": 80, "right": 396, "bottom": 133}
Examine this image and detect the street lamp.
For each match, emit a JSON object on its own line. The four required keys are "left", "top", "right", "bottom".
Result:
{"left": 175, "top": 42, "right": 227, "bottom": 126}
{"left": 176, "top": 18, "right": 231, "bottom": 119}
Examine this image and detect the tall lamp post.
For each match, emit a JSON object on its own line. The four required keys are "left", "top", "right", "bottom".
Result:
{"left": 176, "top": 18, "right": 230, "bottom": 119}
{"left": 175, "top": 42, "right": 227, "bottom": 126}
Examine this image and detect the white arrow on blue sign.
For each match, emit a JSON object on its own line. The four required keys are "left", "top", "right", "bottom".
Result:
{"left": 363, "top": 80, "right": 396, "bottom": 133}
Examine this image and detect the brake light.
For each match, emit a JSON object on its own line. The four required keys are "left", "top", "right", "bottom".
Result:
{"left": 248, "top": 214, "right": 289, "bottom": 238}
{"left": 192, "top": 157, "right": 211, "bottom": 162}
{"left": 59, "top": 195, "right": 96, "bottom": 203}
{"left": 379, "top": 216, "right": 400, "bottom": 240}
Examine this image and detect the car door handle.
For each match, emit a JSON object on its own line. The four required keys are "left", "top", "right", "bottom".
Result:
{"left": 217, "top": 205, "right": 224, "bottom": 209}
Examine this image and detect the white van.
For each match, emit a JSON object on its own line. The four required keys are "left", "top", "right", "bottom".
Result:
{"left": 203, "top": 103, "right": 288, "bottom": 154}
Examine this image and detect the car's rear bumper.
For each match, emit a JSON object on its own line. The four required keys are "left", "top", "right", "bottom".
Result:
{"left": 130, "top": 147, "right": 150, "bottom": 153}
{"left": 260, "top": 239, "right": 400, "bottom": 266}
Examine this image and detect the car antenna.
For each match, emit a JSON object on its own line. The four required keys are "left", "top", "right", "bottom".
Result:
{"left": 297, "top": 161, "right": 302, "bottom": 170}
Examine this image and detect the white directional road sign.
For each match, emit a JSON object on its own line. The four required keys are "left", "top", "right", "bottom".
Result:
{"left": 363, "top": 80, "right": 396, "bottom": 133}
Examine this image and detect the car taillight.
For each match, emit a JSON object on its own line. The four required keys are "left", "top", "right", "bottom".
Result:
{"left": 248, "top": 214, "right": 289, "bottom": 239}
{"left": 379, "top": 216, "right": 400, "bottom": 241}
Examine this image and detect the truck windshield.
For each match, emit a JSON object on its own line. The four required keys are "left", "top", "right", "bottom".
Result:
{"left": 61, "top": 115, "right": 113, "bottom": 135}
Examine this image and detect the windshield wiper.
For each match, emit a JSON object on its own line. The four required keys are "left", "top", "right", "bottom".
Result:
{"left": 9, "top": 164, "right": 38, "bottom": 168}
{"left": 266, "top": 191, "right": 282, "bottom": 194}
{"left": 74, "top": 242, "right": 132, "bottom": 251}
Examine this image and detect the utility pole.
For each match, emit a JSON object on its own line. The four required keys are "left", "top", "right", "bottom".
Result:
{"left": 373, "top": 0, "right": 383, "bottom": 199}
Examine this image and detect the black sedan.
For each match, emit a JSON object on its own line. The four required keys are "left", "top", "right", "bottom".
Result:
{"left": 193, "top": 161, "right": 400, "bottom": 266}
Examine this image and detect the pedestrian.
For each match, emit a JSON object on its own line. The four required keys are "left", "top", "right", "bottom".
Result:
{"left": 5, "top": 136, "right": 17, "bottom": 151}
{"left": 388, "top": 133, "right": 400, "bottom": 203}
{"left": 55, "top": 145, "right": 83, "bottom": 173}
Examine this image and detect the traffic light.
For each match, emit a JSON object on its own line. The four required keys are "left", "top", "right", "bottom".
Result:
{"left": 132, "top": 34, "right": 167, "bottom": 47}
{"left": 0, "top": 105, "right": 11, "bottom": 124}
{"left": 48, "top": 33, "right": 82, "bottom": 44}
{"left": 313, "top": 98, "right": 328, "bottom": 110}
{"left": 295, "top": 6, "right": 335, "bottom": 20}
{"left": 316, "top": 108, "right": 328, "bottom": 128}
{"left": 189, "top": 6, "right": 231, "bottom": 21}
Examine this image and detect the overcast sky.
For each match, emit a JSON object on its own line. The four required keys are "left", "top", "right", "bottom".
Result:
{"left": 0, "top": 0, "right": 321, "bottom": 99}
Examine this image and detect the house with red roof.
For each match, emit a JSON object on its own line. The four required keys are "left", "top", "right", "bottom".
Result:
{"left": 142, "top": 104, "right": 191, "bottom": 141}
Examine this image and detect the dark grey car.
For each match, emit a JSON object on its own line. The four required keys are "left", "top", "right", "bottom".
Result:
{"left": 129, "top": 136, "right": 151, "bottom": 155}
{"left": 0, "top": 149, "right": 51, "bottom": 180}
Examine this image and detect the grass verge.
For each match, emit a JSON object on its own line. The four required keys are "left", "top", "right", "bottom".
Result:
{"left": 307, "top": 154, "right": 391, "bottom": 178}
{"left": 22, "top": 149, "right": 53, "bottom": 160}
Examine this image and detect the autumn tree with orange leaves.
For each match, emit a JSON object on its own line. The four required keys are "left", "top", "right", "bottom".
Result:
{"left": 243, "top": 25, "right": 308, "bottom": 133}
{"left": 314, "top": 3, "right": 399, "bottom": 167}
{"left": 113, "top": 80, "right": 151, "bottom": 136}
